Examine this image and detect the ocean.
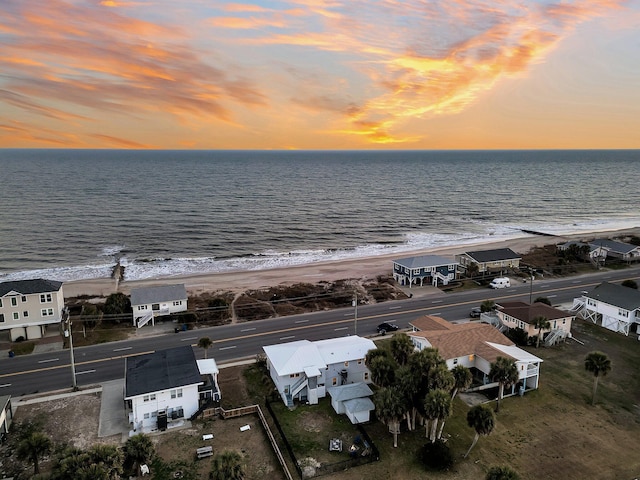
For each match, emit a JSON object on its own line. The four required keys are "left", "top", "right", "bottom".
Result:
{"left": 1, "top": 149, "right": 639, "bottom": 283}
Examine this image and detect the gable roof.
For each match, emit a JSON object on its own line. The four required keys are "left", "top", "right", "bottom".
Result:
{"left": 497, "top": 301, "right": 574, "bottom": 322}
{"left": 327, "top": 382, "right": 373, "bottom": 402}
{"left": 487, "top": 343, "right": 543, "bottom": 364}
{"left": 263, "top": 336, "right": 376, "bottom": 377}
{"left": 130, "top": 284, "right": 187, "bottom": 306}
{"left": 463, "top": 248, "right": 521, "bottom": 263}
{"left": 393, "top": 255, "right": 457, "bottom": 269}
{"left": 125, "top": 346, "right": 202, "bottom": 398}
{"left": 409, "top": 315, "right": 453, "bottom": 331}
{"left": 585, "top": 282, "right": 640, "bottom": 311}
{"left": 0, "top": 279, "right": 63, "bottom": 297}
{"left": 591, "top": 239, "right": 640, "bottom": 255}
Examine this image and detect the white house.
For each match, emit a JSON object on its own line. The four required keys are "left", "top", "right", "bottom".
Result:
{"left": 392, "top": 255, "right": 458, "bottom": 287}
{"left": 263, "top": 336, "right": 376, "bottom": 407}
{"left": 408, "top": 315, "right": 543, "bottom": 394}
{"left": 130, "top": 284, "right": 188, "bottom": 328}
{"left": 0, "top": 279, "right": 65, "bottom": 341}
{"left": 196, "top": 358, "right": 221, "bottom": 403}
{"left": 326, "top": 382, "right": 374, "bottom": 424}
{"left": 572, "top": 281, "right": 640, "bottom": 336}
{"left": 124, "top": 346, "right": 203, "bottom": 433}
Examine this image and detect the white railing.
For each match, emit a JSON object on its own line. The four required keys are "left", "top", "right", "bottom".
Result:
{"left": 136, "top": 311, "right": 154, "bottom": 328}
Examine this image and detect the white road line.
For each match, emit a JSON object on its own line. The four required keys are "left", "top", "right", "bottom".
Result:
{"left": 388, "top": 306, "right": 401, "bottom": 310}
{"left": 240, "top": 328, "right": 256, "bottom": 332}
{"left": 219, "top": 346, "right": 236, "bottom": 351}
{"left": 180, "top": 336, "right": 198, "bottom": 341}
{"left": 280, "top": 335, "right": 295, "bottom": 340}
{"left": 334, "top": 327, "right": 348, "bottom": 331}
{"left": 294, "top": 320, "right": 308, "bottom": 324}
{"left": 431, "top": 300, "right": 443, "bottom": 303}
{"left": 76, "top": 370, "right": 96, "bottom": 375}
{"left": 572, "top": 280, "right": 581, "bottom": 283}
{"left": 38, "top": 358, "right": 59, "bottom": 364}
{"left": 547, "top": 294, "right": 557, "bottom": 298}
{"left": 0, "top": 384, "right": 11, "bottom": 388}
{"left": 343, "top": 313, "right": 354, "bottom": 317}
{"left": 113, "top": 347, "right": 132, "bottom": 352}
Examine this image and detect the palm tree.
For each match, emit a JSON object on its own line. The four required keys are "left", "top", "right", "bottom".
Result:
{"left": 481, "top": 299, "right": 495, "bottom": 312}
{"left": 123, "top": 433, "right": 155, "bottom": 476}
{"left": 423, "top": 389, "right": 452, "bottom": 442}
{"left": 210, "top": 450, "right": 245, "bottom": 480}
{"left": 369, "top": 355, "right": 396, "bottom": 387}
{"left": 584, "top": 351, "right": 612, "bottom": 405}
{"left": 373, "top": 386, "right": 405, "bottom": 447}
{"left": 16, "top": 431, "right": 52, "bottom": 475}
{"left": 451, "top": 365, "right": 473, "bottom": 400}
{"left": 489, "top": 357, "right": 519, "bottom": 413}
{"left": 466, "top": 262, "right": 479, "bottom": 279}
{"left": 51, "top": 446, "right": 87, "bottom": 479}
{"left": 395, "top": 365, "right": 419, "bottom": 431}
{"left": 464, "top": 404, "right": 495, "bottom": 458}
{"left": 486, "top": 465, "right": 520, "bottom": 480}
{"left": 87, "top": 443, "right": 124, "bottom": 480}
{"left": 390, "top": 333, "right": 414, "bottom": 366}
{"left": 532, "top": 315, "right": 550, "bottom": 348}
{"left": 198, "top": 337, "right": 213, "bottom": 359}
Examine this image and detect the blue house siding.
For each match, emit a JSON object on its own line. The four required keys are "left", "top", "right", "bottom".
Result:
{"left": 392, "top": 255, "right": 458, "bottom": 287}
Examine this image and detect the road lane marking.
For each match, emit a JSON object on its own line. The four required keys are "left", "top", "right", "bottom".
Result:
{"left": 388, "top": 306, "right": 401, "bottom": 310}
{"left": 334, "top": 327, "right": 348, "bottom": 331}
{"left": 279, "top": 336, "right": 295, "bottom": 340}
{"left": 76, "top": 370, "right": 96, "bottom": 375}
{"left": 431, "top": 300, "right": 443, "bottom": 303}
{"left": 180, "top": 336, "right": 198, "bottom": 341}
{"left": 547, "top": 294, "right": 557, "bottom": 298}
{"left": 38, "top": 358, "right": 59, "bottom": 364}
{"left": 294, "top": 320, "right": 308, "bottom": 324}
{"left": 113, "top": 347, "right": 132, "bottom": 352}
{"left": 240, "top": 328, "right": 256, "bottom": 332}
{"left": 219, "top": 346, "right": 236, "bottom": 351}
{"left": 0, "top": 384, "right": 11, "bottom": 388}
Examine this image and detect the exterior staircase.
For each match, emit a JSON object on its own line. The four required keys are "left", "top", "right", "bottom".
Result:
{"left": 544, "top": 329, "right": 567, "bottom": 346}
{"left": 136, "top": 311, "right": 154, "bottom": 328}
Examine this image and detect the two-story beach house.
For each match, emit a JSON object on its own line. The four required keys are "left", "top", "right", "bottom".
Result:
{"left": 572, "top": 282, "right": 640, "bottom": 336}
{"left": 130, "top": 284, "right": 188, "bottom": 328}
{"left": 557, "top": 240, "right": 608, "bottom": 266}
{"left": 495, "top": 301, "right": 573, "bottom": 346}
{"left": 263, "top": 336, "right": 376, "bottom": 407}
{"left": 0, "top": 279, "right": 65, "bottom": 341}
{"left": 392, "top": 255, "right": 458, "bottom": 287}
{"left": 455, "top": 248, "right": 521, "bottom": 275}
{"left": 125, "top": 346, "right": 204, "bottom": 433}
{"left": 408, "top": 315, "right": 543, "bottom": 395}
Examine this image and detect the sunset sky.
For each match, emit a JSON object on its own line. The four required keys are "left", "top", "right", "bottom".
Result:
{"left": 1, "top": 0, "right": 639, "bottom": 150}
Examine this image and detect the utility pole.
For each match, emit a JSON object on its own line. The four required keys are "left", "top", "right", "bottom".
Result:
{"left": 63, "top": 308, "right": 77, "bottom": 390}
{"left": 352, "top": 293, "right": 358, "bottom": 336}
{"left": 529, "top": 267, "right": 534, "bottom": 304}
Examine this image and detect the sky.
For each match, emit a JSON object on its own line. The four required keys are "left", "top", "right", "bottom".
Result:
{"left": 1, "top": 0, "right": 639, "bottom": 150}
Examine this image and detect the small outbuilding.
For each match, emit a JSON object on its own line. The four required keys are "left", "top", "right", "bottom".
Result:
{"left": 327, "top": 382, "right": 374, "bottom": 424}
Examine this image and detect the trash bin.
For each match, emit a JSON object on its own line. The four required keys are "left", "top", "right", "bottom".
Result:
{"left": 8, "top": 351, "right": 14, "bottom": 358}
{"left": 181, "top": 323, "right": 187, "bottom": 331}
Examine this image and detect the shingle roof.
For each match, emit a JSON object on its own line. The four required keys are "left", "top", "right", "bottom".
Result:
{"left": 0, "top": 279, "right": 63, "bottom": 297}
{"left": 393, "top": 255, "right": 457, "bottom": 269}
{"left": 585, "top": 282, "right": 640, "bottom": 311}
{"left": 409, "top": 315, "right": 453, "bottom": 331}
{"left": 464, "top": 248, "right": 521, "bottom": 263}
{"left": 591, "top": 239, "right": 640, "bottom": 255}
{"left": 497, "top": 301, "right": 574, "bottom": 322}
{"left": 125, "top": 346, "right": 202, "bottom": 398}
{"left": 130, "top": 284, "right": 187, "bottom": 306}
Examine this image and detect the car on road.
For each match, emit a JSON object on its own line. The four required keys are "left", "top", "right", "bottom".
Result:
{"left": 377, "top": 322, "right": 399, "bottom": 335}
{"left": 469, "top": 307, "right": 482, "bottom": 318}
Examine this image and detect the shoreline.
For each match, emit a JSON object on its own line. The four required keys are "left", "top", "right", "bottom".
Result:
{"left": 61, "top": 227, "right": 640, "bottom": 298}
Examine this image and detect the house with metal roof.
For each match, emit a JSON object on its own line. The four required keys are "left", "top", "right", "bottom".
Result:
{"left": 0, "top": 279, "right": 64, "bottom": 341}
{"left": 124, "top": 346, "right": 203, "bottom": 433}
{"left": 572, "top": 282, "right": 640, "bottom": 336}
{"left": 327, "top": 383, "right": 374, "bottom": 424}
{"left": 408, "top": 315, "right": 543, "bottom": 395}
{"left": 392, "top": 254, "right": 458, "bottom": 287}
{"left": 455, "top": 248, "right": 521, "bottom": 275}
{"left": 130, "top": 283, "right": 188, "bottom": 328}
{"left": 263, "top": 336, "right": 376, "bottom": 407}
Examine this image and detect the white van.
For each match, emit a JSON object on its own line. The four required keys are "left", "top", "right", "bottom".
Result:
{"left": 489, "top": 277, "right": 511, "bottom": 289}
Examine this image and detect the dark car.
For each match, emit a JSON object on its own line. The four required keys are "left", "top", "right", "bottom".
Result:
{"left": 469, "top": 307, "right": 482, "bottom": 318}
{"left": 377, "top": 322, "right": 399, "bottom": 335}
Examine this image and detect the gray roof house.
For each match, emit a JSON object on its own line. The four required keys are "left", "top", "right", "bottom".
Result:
{"left": 124, "top": 346, "right": 203, "bottom": 433}
{"left": 591, "top": 239, "right": 640, "bottom": 262}
{"left": 392, "top": 255, "right": 458, "bottom": 287}
{"left": 327, "top": 382, "right": 374, "bottom": 424}
{"left": 455, "top": 248, "right": 521, "bottom": 274}
{"left": 573, "top": 282, "right": 640, "bottom": 336}
{"left": 130, "top": 283, "right": 188, "bottom": 328}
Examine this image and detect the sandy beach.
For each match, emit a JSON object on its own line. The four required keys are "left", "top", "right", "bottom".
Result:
{"left": 62, "top": 228, "right": 639, "bottom": 298}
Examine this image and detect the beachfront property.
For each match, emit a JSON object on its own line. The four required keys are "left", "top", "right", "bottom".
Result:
{"left": 572, "top": 282, "right": 640, "bottom": 336}
{"left": 408, "top": 315, "right": 543, "bottom": 394}
{"left": 557, "top": 240, "right": 608, "bottom": 265}
{"left": 495, "top": 301, "right": 573, "bottom": 346}
{"left": 0, "top": 279, "right": 65, "bottom": 341}
{"left": 263, "top": 336, "right": 376, "bottom": 407}
{"left": 130, "top": 283, "right": 188, "bottom": 328}
{"left": 392, "top": 254, "right": 458, "bottom": 287}
{"left": 590, "top": 238, "right": 640, "bottom": 263}
{"left": 455, "top": 248, "right": 521, "bottom": 275}
{"left": 124, "top": 346, "right": 204, "bottom": 433}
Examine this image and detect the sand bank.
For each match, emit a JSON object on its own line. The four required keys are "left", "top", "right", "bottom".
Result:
{"left": 62, "top": 228, "right": 639, "bottom": 298}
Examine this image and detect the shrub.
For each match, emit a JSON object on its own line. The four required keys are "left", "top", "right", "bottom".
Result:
{"left": 505, "top": 327, "right": 529, "bottom": 347}
{"left": 419, "top": 439, "right": 453, "bottom": 471}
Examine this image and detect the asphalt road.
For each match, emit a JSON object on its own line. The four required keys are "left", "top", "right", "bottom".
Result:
{"left": 1, "top": 266, "right": 639, "bottom": 397}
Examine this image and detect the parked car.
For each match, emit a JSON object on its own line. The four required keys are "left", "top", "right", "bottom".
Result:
{"left": 489, "top": 277, "right": 511, "bottom": 289}
{"left": 377, "top": 322, "right": 399, "bottom": 335}
{"left": 470, "top": 307, "right": 482, "bottom": 318}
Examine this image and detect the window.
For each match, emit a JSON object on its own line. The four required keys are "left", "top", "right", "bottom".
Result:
{"left": 143, "top": 413, "right": 150, "bottom": 419}
{"left": 357, "top": 359, "right": 363, "bottom": 365}
{"left": 21, "top": 296, "right": 27, "bottom": 302}
{"left": 0, "top": 299, "right": 2, "bottom": 308}
{"left": 453, "top": 358, "right": 458, "bottom": 365}
{"left": 11, "top": 297, "right": 17, "bottom": 307}
{"left": 152, "top": 303, "right": 160, "bottom": 311}
{"left": 41, "top": 308, "right": 54, "bottom": 317}
{"left": 151, "top": 411, "right": 157, "bottom": 418}
{"left": 448, "top": 265, "right": 455, "bottom": 271}
{"left": 173, "top": 301, "right": 182, "bottom": 306}
{"left": 413, "top": 268, "right": 420, "bottom": 275}
{"left": 13, "top": 312, "right": 19, "bottom": 320}
{"left": 150, "top": 393, "right": 156, "bottom": 400}
{"left": 364, "top": 372, "right": 369, "bottom": 381}
{"left": 0, "top": 314, "right": 4, "bottom": 323}
{"left": 344, "top": 361, "right": 349, "bottom": 367}
{"left": 40, "top": 294, "right": 52, "bottom": 303}
{"left": 177, "top": 389, "right": 182, "bottom": 398}
{"left": 170, "top": 389, "right": 183, "bottom": 399}
{"left": 23, "top": 311, "right": 29, "bottom": 318}
{"left": 143, "top": 395, "right": 150, "bottom": 402}
{"left": 289, "top": 373, "right": 300, "bottom": 378}
{"left": 137, "top": 305, "right": 147, "bottom": 311}
{"left": 618, "top": 309, "right": 629, "bottom": 318}
{"left": 332, "top": 377, "right": 337, "bottom": 386}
